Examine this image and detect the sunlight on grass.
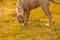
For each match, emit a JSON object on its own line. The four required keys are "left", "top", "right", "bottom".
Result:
{"left": 0, "top": 0, "right": 60, "bottom": 40}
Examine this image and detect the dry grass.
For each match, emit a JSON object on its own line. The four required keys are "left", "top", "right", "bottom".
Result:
{"left": 0, "top": 0, "right": 60, "bottom": 40}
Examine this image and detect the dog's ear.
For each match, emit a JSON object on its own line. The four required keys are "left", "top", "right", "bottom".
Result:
{"left": 13, "top": 13, "right": 17, "bottom": 17}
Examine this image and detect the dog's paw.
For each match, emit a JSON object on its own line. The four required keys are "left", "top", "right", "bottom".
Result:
{"left": 46, "top": 23, "right": 50, "bottom": 26}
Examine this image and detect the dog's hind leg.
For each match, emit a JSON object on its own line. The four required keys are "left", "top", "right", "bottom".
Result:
{"left": 40, "top": 2, "right": 52, "bottom": 26}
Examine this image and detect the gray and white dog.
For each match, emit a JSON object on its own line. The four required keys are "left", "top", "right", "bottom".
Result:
{"left": 15, "top": 0, "right": 60, "bottom": 26}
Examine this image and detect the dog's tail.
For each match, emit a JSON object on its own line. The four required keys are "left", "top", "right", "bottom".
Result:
{"left": 50, "top": 0, "right": 60, "bottom": 4}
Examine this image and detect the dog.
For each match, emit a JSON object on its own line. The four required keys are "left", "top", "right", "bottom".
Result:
{"left": 15, "top": 0, "right": 60, "bottom": 26}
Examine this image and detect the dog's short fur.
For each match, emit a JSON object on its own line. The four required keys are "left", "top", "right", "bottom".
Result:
{"left": 15, "top": 0, "right": 60, "bottom": 26}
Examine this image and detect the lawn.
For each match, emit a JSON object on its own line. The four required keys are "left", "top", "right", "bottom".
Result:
{"left": 0, "top": 0, "right": 60, "bottom": 40}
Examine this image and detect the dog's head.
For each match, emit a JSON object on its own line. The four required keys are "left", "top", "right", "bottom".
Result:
{"left": 14, "top": 13, "right": 25, "bottom": 26}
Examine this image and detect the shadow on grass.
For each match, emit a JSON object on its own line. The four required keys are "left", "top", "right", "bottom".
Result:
{"left": 28, "top": 19, "right": 44, "bottom": 27}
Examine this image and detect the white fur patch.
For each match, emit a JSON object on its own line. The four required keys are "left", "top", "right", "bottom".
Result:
{"left": 46, "top": 23, "right": 50, "bottom": 26}
{"left": 21, "top": 23, "right": 24, "bottom": 26}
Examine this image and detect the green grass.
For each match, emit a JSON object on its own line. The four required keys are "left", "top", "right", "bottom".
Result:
{"left": 0, "top": 0, "right": 60, "bottom": 40}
